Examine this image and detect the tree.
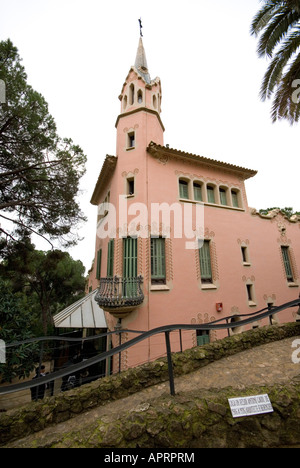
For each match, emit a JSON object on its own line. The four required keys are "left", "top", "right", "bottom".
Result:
{"left": 1, "top": 238, "right": 86, "bottom": 335}
{"left": 251, "top": 0, "right": 300, "bottom": 124}
{"left": 0, "top": 279, "right": 39, "bottom": 382}
{"left": 0, "top": 39, "right": 87, "bottom": 250}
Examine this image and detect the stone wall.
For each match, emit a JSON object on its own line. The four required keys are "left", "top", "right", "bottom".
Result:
{"left": 19, "top": 380, "right": 300, "bottom": 448}
{"left": 1, "top": 322, "right": 300, "bottom": 447}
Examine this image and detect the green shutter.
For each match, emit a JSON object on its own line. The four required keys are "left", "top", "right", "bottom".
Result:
{"left": 123, "top": 237, "right": 137, "bottom": 278}
{"left": 207, "top": 186, "right": 215, "bottom": 204}
{"left": 197, "top": 332, "right": 210, "bottom": 346}
{"left": 107, "top": 239, "right": 114, "bottom": 277}
{"left": 199, "top": 240, "right": 212, "bottom": 282}
{"left": 96, "top": 249, "right": 102, "bottom": 280}
{"left": 193, "top": 183, "right": 202, "bottom": 201}
{"left": 151, "top": 238, "right": 166, "bottom": 282}
{"left": 179, "top": 180, "right": 188, "bottom": 199}
{"left": 281, "top": 246, "right": 293, "bottom": 281}
{"left": 123, "top": 237, "right": 138, "bottom": 298}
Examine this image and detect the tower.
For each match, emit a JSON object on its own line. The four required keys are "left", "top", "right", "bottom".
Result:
{"left": 115, "top": 35, "right": 164, "bottom": 156}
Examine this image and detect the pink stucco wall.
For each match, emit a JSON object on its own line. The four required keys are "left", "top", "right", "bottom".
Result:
{"left": 87, "top": 64, "right": 300, "bottom": 373}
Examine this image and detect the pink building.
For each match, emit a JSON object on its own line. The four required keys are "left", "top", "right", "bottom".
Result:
{"left": 87, "top": 37, "right": 300, "bottom": 372}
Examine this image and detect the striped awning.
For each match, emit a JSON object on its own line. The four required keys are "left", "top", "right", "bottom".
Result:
{"left": 53, "top": 290, "right": 107, "bottom": 329}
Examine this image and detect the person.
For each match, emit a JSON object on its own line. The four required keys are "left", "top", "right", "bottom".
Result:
{"left": 30, "top": 365, "right": 46, "bottom": 401}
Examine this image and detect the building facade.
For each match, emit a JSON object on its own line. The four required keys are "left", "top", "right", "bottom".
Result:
{"left": 87, "top": 37, "right": 300, "bottom": 372}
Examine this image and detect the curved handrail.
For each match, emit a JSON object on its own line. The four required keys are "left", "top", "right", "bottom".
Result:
{"left": 0, "top": 297, "right": 299, "bottom": 396}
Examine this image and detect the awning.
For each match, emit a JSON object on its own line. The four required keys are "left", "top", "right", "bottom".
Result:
{"left": 53, "top": 290, "right": 107, "bottom": 329}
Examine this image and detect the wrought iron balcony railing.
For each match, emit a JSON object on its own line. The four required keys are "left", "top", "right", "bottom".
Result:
{"left": 95, "top": 275, "right": 144, "bottom": 317}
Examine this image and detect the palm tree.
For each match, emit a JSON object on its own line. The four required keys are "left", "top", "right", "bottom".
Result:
{"left": 251, "top": 0, "right": 300, "bottom": 124}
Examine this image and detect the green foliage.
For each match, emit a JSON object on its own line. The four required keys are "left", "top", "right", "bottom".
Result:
{"left": 259, "top": 206, "right": 300, "bottom": 217}
{"left": 1, "top": 238, "right": 86, "bottom": 335}
{"left": 0, "top": 279, "right": 39, "bottom": 382}
{"left": 0, "top": 39, "right": 87, "bottom": 249}
{"left": 251, "top": 0, "right": 300, "bottom": 124}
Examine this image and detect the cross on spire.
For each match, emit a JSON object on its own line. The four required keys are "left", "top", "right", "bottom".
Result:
{"left": 138, "top": 18, "right": 143, "bottom": 37}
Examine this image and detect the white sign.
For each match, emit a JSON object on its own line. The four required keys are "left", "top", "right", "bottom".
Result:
{"left": 0, "top": 340, "right": 6, "bottom": 364}
{"left": 228, "top": 394, "right": 273, "bottom": 418}
{"left": 0, "top": 80, "right": 5, "bottom": 104}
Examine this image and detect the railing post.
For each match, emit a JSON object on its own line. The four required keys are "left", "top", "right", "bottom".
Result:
{"left": 165, "top": 331, "right": 175, "bottom": 396}
{"left": 34, "top": 341, "right": 44, "bottom": 400}
{"left": 114, "top": 322, "right": 122, "bottom": 374}
{"left": 226, "top": 318, "right": 230, "bottom": 337}
{"left": 179, "top": 329, "right": 183, "bottom": 352}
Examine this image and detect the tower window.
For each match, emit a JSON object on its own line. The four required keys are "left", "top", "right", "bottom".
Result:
{"left": 130, "top": 84, "right": 135, "bottom": 105}
{"left": 127, "top": 177, "right": 135, "bottom": 196}
{"left": 137, "top": 90, "right": 143, "bottom": 104}
{"left": 127, "top": 131, "right": 135, "bottom": 149}
{"left": 123, "top": 95, "right": 127, "bottom": 111}
{"left": 153, "top": 95, "right": 157, "bottom": 109}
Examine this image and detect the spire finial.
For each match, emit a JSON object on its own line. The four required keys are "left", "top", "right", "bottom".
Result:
{"left": 138, "top": 18, "right": 143, "bottom": 37}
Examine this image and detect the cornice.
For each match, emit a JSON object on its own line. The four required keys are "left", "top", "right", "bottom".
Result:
{"left": 90, "top": 155, "right": 118, "bottom": 206}
{"left": 115, "top": 107, "right": 165, "bottom": 132}
{"left": 147, "top": 142, "right": 257, "bottom": 181}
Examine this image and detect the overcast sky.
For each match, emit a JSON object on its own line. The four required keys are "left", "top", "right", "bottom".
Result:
{"left": 1, "top": 0, "right": 299, "bottom": 271}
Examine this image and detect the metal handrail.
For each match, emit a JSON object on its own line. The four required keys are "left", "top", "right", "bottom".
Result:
{"left": 1, "top": 297, "right": 299, "bottom": 396}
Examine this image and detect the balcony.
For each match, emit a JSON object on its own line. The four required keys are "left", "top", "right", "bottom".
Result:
{"left": 95, "top": 276, "right": 144, "bottom": 318}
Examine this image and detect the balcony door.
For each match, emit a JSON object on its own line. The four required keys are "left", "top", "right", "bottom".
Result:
{"left": 123, "top": 237, "right": 138, "bottom": 297}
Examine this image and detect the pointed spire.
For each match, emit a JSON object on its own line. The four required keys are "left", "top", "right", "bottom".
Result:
{"left": 134, "top": 37, "right": 151, "bottom": 84}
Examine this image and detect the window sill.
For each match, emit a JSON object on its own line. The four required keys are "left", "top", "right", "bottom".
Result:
{"left": 248, "top": 301, "right": 257, "bottom": 307}
{"left": 179, "top": 198, "right": 203, "bottom": 204}
{"left": 243, "top": 262, "right": 251, "bottom": 267}
{"left": 178, "top": 198, "right": 244, "bottom": 211}
{"left": 150, "top": 284, "right": 170, "bottom": 291}
{"left": 126, "top": 146, "right": 135, "bottom": 151}
{"left": 201, "top": 284, "right": 217, "bottom": 290}
{"left": 288, "top": 282, "right": 299, "bottom": 288}
{"left": 204, "top": 202, "right": 244, "bottom": 212}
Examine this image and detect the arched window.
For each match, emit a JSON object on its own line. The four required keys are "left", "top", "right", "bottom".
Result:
{"left": 219, "top": 187, "right": 228, "bottom": 206}
{"left": 179, "top": 179, "right": 189, "bottom": 199}
{"left": 231, "top": 189, "right": 240, "bottom": 208}
{"left": 123, "top": 95, "right": 127, "bottom": 111}
{"left": 207, "top": 185, "right": 215, "bottom": 204}
{"left": 137, "top": 90, "right": 143, "bottom": 104}
{"left": 193, "top": 182, "right": 202, "bottom": 201}
{"left": 130, "top": 84, "right": 135, "bottom": 105}
{"left": 153, "top": 94, "right": 157, "bottom": 109}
